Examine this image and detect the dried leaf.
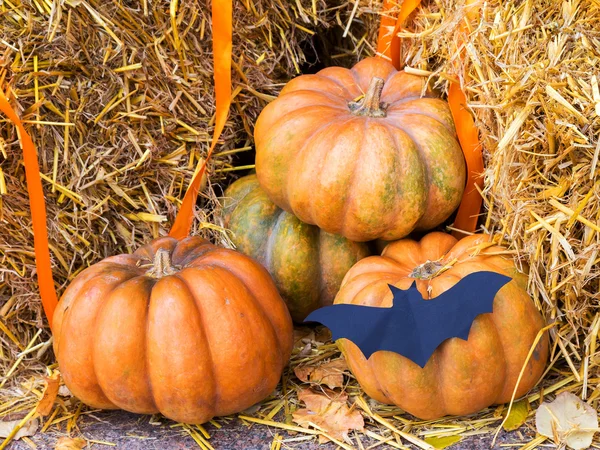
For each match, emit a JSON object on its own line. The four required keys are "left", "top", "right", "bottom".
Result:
{"left": 36, "top": 372, "right": 61, "bottom": 416}
{"left": 55, "top": 437, "right": 87, "bottom": 450}
{"left": 293, "top": 326, "right": 331, "bottom": 349}
{"left": 58, "top": 385, "right": 73, "bottom": 397}
{"left": 503, "top": 399, "right": 530, "bottom": 431}
{"left": 535, "top": 392, "right": 599, "bottom": 450}
{"left": 293, "top": 327, "right": 315, "bottom": 347}
{"left": 424, "top": 435, "right": 462, "bottom": 449}
{"left": 294, "top": 359, "right": 349, "bottom": 389}
{"left": 292, "top": 389, "right": 364, "bottom": 443}
{"left": 0, "top": 418, "right": 39, "bottom": 440}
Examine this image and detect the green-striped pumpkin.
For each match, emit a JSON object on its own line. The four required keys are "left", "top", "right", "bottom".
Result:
{"left": 222, "top": 174, "right": 371, "bottom": 322}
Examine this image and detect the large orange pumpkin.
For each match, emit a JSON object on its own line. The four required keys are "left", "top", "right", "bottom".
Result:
{"left": 53, "top": 237, "right": 293, "bottom": 424}
{"left": 254, "top": 57, "right": 466, "bottom": 242}
{"left": 336, "top": 232, "right": 548, "bottom": 419}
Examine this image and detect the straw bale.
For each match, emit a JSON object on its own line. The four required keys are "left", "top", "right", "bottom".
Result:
{"left": 387, "top": 0, "right": 599, "bottom": 413}
{"left": 394, "top": 0, "right": 599, "bottom": 344}
{"left": 0, "top": 0, "right": 377, "bottom": 377}
{"left": 1, "top": 0, "right": 599, "bottom": 447}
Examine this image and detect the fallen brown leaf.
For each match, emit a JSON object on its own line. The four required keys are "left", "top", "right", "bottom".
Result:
{"left": 0, "top": 418, "right": 39, "bottom": 440}
{"left": 37, "top": 372, "right": 61, "bottom": 416}
{"left": 55, "top": 437, "right": 86, "bottom": 450}
{"left": 58, "top": 385, "right": 73, "bottom": 397}
{"left": 293, "top": 326, "right": 331, "bottom": 349}
{"left": 293, "top": 327, "right": 315, "bottom": 347}
{"left": 535, "top": 392, "right": 599, "bottom": 450}
{"left": 294, "top": 359, "right": 349, "bottom": 389}
{"left": 292, "top": 388, "right": 364, "bottom": 443}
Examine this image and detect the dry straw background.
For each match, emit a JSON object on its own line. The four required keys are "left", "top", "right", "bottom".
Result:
{"left": 0, "top": 0, "right": 599, "bottom": 448}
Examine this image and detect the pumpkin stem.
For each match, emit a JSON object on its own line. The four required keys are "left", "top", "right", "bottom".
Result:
{"left": 146, "top": 248, "right": 179, "bottom": 278}
{"left": 349, "top": 77, "right": 388, "bottom": 118}
{"left": 409, "top": 260, "right": 445, "bottom": 280}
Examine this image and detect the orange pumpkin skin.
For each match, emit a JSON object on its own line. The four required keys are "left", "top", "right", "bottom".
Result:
{"left": 254, "top": 57, "right": 466, "bottom": 242}
{"left": 53, "top": 237, "right": 293, "bottom": 424}
{"left": 336, "top": 232, "right": 548, "bottom": 419}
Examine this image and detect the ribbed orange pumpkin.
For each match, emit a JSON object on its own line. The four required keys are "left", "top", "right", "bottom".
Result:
{"left": 53, "top": 237, "right": 293, "bottom": 424}
{"left": 254, "top": 57, "right": 466, "bottom": 242}
{"left": 336, "top": 232, "right": 548, "bottom": 419}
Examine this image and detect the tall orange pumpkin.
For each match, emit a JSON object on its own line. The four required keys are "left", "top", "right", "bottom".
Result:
{"left": 336, "top": 232, "right": 548, "bottom": 419}
{"left": 53, "top": 237, "right": 293, "bottom": 424}
{"left": 254, "top": 57, "right": 466, "bottom": 242}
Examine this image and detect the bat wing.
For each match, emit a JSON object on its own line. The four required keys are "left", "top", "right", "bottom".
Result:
{"left": 305, "top": 272, "right": 511, "bottom": 368}
{"left": 305, "top": 300, "right": 417, "bottom": 360}
{"left": 405, "top": 271, "right": 512, "bottom": 367}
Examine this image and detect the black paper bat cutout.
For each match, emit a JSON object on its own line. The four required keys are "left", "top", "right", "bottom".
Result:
{"left": 305, "top": 271, "right": 512, "bottom": 368}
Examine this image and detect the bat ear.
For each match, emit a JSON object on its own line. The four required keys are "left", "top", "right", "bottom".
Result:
{"left": 388, "top": 284, "right": 400, "bottom": 300}
{"left": 388, "top": 284, "right": 410, "bottom": 307}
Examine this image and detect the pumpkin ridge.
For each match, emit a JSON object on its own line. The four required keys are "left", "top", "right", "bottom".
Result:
{"left": 488, "top": 314, "right": 509, "bottom": 405}
{"left": 288, "top": 118, "right": 354, "bottom": 223}
{"left": 205, "top": 263, "right": 286, "bottom": 383}
{"left": 262, "top": 104, "right": 344, "bottom": 135}
{"left": 88, "top": 273, "right": 140, "bottom": 408}
{"left": 317, "top": 67, "right": 360, "bottom": 91}
{"left": 143, "top": 291, "right": 159, "bottom": 414}
{"left": 308, "top": 116, "right": 359, "bottom": 225}
{"left": 471, "top": 259, "right": 512, "bottom": 277}
{"left": 381, "top": 72, "right": 431, "bottom": 103}
{"left": 348, "top": 65, "right": 398, "bottom": 95}
{"left": 172, "top": 271, "right": 220, "bottom": 411}
{"left": 344, "top": 272, "right": 401, "bottom": 306}
{"left": 381, "top": 122, "right": 429, "bottom": 229}
{"left": 94, "top": 260, "right": 144, "bottom": 274}
{"left": 257, "top": 105, "right": 346, "bottom": 195}
{"left": 432, "top": 352, "right": 447, "bottom": 416}
{"left": 278, "top": 88, "right": 351, "bottom": 107}
{"left": 385, "top": 95, "right": 427, "bottom": 107}
{"left": 369, "top": 358, "right": 394, "bottom": 405}
{"left": 387, "top": 105, "right": 457, "bottom": 135}
{"left": 384, "top": 120, "right": 454, "bottom": 230}
{"left": 283, "top": 73, "right": 354, "bottom": 98}
{"left": 406, "top": 116, "right": 465, "bottom": 215}
{"left": 189, "top": 262, "right": 285, "bottom": 363}
{"left": 173, "top": 237, "right": 217, "bottom": 266}
{"left": 316, "top": 69, "right": 358, "bottom": 95}
{"left": 94, "top": 276, "right": 158, "bottom": 412}
{"left": 263, "top": 208, "right": 287, "bottom": 274}
{"left": 338, "top": 119, "right": 369, "bottom": 239}
{"left": 315, "top": 230, "right": 324, "bottom": 307}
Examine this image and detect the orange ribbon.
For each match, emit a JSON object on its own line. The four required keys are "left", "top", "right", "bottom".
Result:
{"left": 0, "top": 90, "right": 58, "bottom": 328}
{"left": 448, "top": 0, "right": 483, "bottom": 237}
{"left": 377, "top": 0, "right": 422, "bottom": 69}
{"left": 0, "top": 0, "right": 232, "bottom": 328}
{"left": 377, "top": 0, "right": 483, "bottom": 236}
{"left": 169, "top": 0, "right": 232, "bottom": 239}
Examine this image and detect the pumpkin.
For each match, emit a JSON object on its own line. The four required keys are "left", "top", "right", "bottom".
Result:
{"left": 53, "top": 237, "right": 293, "bottom": 424}
{"left": 335, "top": 232, "right": 548, "bottom": 419}
{"left": 254, "top": 57, "right": 466, "bottom": 242}
{"left": 222, "top": 174, "right": 371, "bottom": 322}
